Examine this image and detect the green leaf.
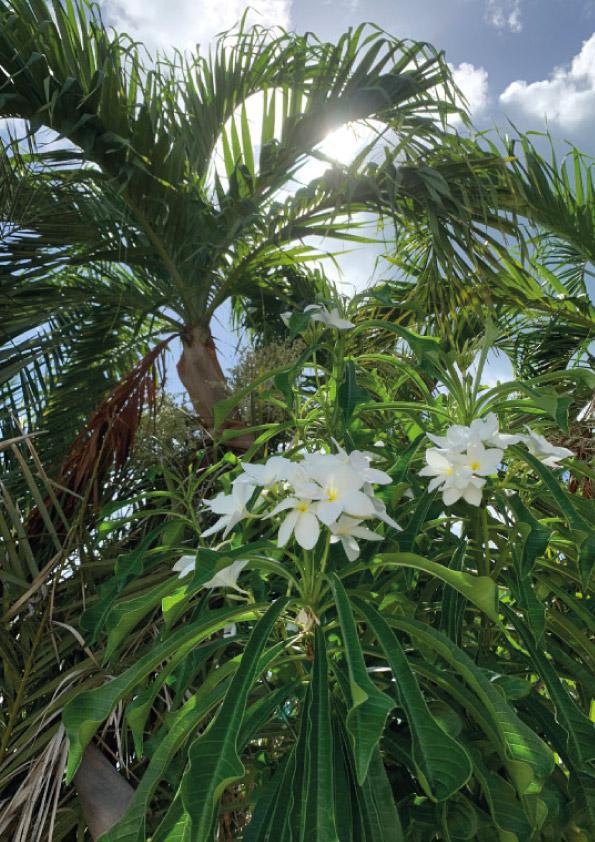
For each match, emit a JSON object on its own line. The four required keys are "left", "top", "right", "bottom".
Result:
{"left": 505, "top": 493, "right": 551, "bottom": 579}
{"left": 179, "top": 597, "right": 289, "bottom": 840}
{"left": 330, "top": 574, "right": 395, "bottom": 785}
{"left": 302, "top": 626, "right": 339, "bottom": 841}
{"left": 105, "top": 577, "right": 178, "bottom": 661}
{"left": 62, "top": 603, "right": 265, "bottom": 782}
{"left": 353, "top": 597, "right": 472, "bottom": 801}
{"left": 515, "top": 448, "right": 590, "bottom": 532}
{"left": 101, "top": 682, "right": 230, "bottom": 842}
{"left": 353, "top": 319, "right": 442, "bottom": 375}
{"left": 360, "top": 747, "right": 405, "bottom": 842}
{"left": 104, "top": 652, "right": 295, "bottom": 842}
{"left": 503, "top": 606, "right": 595, "bottom": 770}
{"left": 375, "top": 552, "right": 500, "bottom": 622}
{"left": 515, "top": 383, "right": 573, "bottom": 431}
{"left": 383, "top": 615, "right": 555, "bottom": 795}
{"left": 125, "top": 638, "right": 228, "bottom": 759}
{"left": 338, "top": 360, "right": 370, "bottom": 426}
{"left": 471, "top": 749, "right": 533, "bottom": 842}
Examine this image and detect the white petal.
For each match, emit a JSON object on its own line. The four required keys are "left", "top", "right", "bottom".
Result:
{"left": 268, "top": 497, "right": 299, "bottom": 518}
{"left": 316, "top": 499, "right": 343, "bottom": 526}
{"left": 173, "top": 554, "right": 196, "bottom": 577}
{"left": 222, "top": 509, "right": 245, "bottom": 538}
{"left": 351, "top": 525, "right": 383, "bottom": 541}
{"left": 362, "top": 466, "right": 392, "bottom": 485}
{"left": 342, "top": 490, "right": 376, "bottom": 518}
{"left": 426, "top": 432, "right": 450, "bottom": 448}
{"left": 462, "top": 483, "right": 483, "bottom": 506}
{"left": 341, "top": 535, "right": 360, "bottom": 561}
{"left": 277, "top": 510, "right": 299, "bottom": 547}
{"left": 425, "top": 449, "right": 451, "bottom": 469}
{"left": 205, "top": 492, "right": 234, "bottom": 515}
{"left": 241, "top": 463, "right": 267, "bottom": 484}
{"left": 295, "top": 511, "right": 320, "bottom": 550}
{"left": 201, "top": 515, "right": 229, "bottom": 537}
{"left": 233, "top": 482, "right": 256, "bottom": 506}
{"left": 442, "top": 486, "right": 462, "bottom": 506}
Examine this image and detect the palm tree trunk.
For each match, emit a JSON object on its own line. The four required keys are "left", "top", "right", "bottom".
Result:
{"left": 176, "top": 325, "right": 253, "bottom": 450}
{"left": 73, "top": 745, "right": 134, "bottom": 840}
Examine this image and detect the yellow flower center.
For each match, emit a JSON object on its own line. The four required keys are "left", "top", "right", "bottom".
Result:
{"left": 446, "top": 467, "right": 454, "bottom": 476}
{"left": 297, "top": 501, "right": 309, "bottom": 513}
{"left": 327, "top": 487, "right": 339, "bottom": 502}
{"left": 470, "top": 461, "right": 480, "bottom": 471}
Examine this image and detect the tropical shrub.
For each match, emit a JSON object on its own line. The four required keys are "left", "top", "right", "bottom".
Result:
{"left": 54, "top": 307, "right": 594, "bottom": 841}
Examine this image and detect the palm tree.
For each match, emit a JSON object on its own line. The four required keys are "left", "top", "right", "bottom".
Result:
{"left": 0, "top": 0, "right": 477, "bottom": 482}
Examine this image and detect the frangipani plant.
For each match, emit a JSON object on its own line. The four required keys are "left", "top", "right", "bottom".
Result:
{"left": 48, "top": 310, "right": 594, "bottom": 842}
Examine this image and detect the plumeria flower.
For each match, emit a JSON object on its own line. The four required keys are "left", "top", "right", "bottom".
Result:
{"left": 453, "top": 442, "right": 503, "bottom": 478}
{"left": 203, "top": 559, "right": 250, "bottom": 593}
{"left": 172, "top": 557, "right": 249, "bottom": 594}
{"left": 427, "top": 413, "right": 522, "bottom": 451}
{"left": 442, "top": 475, "right": 486, "bottom": 507}
{"left": 302, "top": 459, "right": 376, "bottom": 525}
{"left": 239, "top": 455, "right": 292, "bottom": 487}
{"left": 419, "top": 448, "right": 460, "bottom": 491}
{"left": 268, "top": 496, "right": 321, "bottom": 549}
{"left": 420, "top": 449, "right": 486, "bottom": 507}
{"left": 330, "top": 515, "right": 382, "bottom": 561}
{"left": 523, "top": 429, "right": 573, "bottom": 468}
{"left": 304, "top": 304, "right": 354, "bottom": 330}
{"left": 172, "top": 554, "right": 196, "bottom": 578}
{"left": 332, "top": 441, "right": 392, "bottom": 485}
{"left": 201, "top": 482, "right": 256, "bottom": 538}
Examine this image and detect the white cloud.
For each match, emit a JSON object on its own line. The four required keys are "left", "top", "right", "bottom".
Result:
{"left": 102, "top": 0, "right": 292, "bottom": 51}
{"left": 485, "top": 0, "right": 523, "bottom": 33}
{"left": 449, "top": 62, "right": 490, "bottom": 121}
{"left": 499, "top": 33, "right": 595, "bottom": 132}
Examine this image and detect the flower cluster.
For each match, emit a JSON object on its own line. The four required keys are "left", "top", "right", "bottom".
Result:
{"left": 200, "top": 445, "right": 397, "bottom": 558}
{"left": 421, "top": 413, "right": 573, "bottom": 507}
{"left": 281, "top": 304, "right": 354, "bottom": 331}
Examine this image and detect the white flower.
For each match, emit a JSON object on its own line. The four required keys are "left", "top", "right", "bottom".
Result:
{"left": 223, "top": 623, "right": 237, "bottom": 638}
{"left": 332, "top": 441, "right": 392, "bottom": 485}
{"left": 201, "top": 482, "right": 256, "bottom": 538}
{"left": 330, "top": 515, "right": 383, "bottom": 561}
{"left": 268, "top": 497, "right": 321, "bottom": 550}
{"left": 239, "top": 455, "right": 292, "bottom": 487}
{"left": 362, "top": 482, "right": 401, "bottom": 530}
{"left": 523, "top": 429, "right": 573, "bottom": 468}
{"left": 301, "top": 459, "right": 376, "bottom": 525}
{"left": 173, "top": 554, "right": 196, "bottom": 578}
{"left": 453, "top": 442, "right": 503, "bottom": 477}
{"left": 427, "top": 413, "right": 522, "bottom": 451}
{"left": 419, "top": 449, "right": 486, "bottom": 507}
{"left": 203, "top": 559, "right": 250, "bottom": 593}
{"left": 304, "top": 304, "right": 354, "bottom": 330}
{"left": 443, "top": 474, "right": 486, "bottom": 507}
{"left": 172, "top": 556, "right": 249, "bottom": 594}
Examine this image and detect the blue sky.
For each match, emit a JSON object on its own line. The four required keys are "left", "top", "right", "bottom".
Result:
{"left": 102, "top": 0, "right": 595, "bottom": 156}
{"left": 102, "top": 0, "right": 591, "bottom": 393}
{"left": 100, "top": 0, "right": 592, "bottom": 394}
{"left": 8, "top": 2, "right": 593, "bottom": 393}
